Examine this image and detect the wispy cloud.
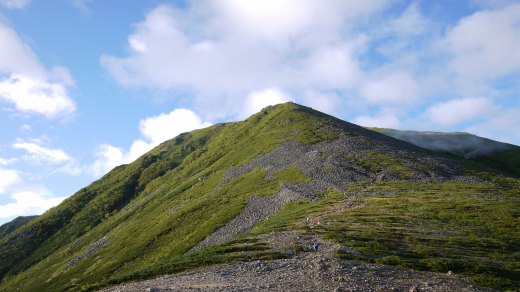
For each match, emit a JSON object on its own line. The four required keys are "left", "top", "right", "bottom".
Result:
{"left": 13, "top": 139, "right": 72, "bottom": 164}
{"left": 0, "top": 0, "right": 30, "bottom": 10}
{"left": 71, "top": 0, "right": 93, "bottom": 14}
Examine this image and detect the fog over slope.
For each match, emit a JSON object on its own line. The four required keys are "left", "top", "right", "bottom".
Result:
{"left": 372, "top": 128, "right": 515, "bottom": 158}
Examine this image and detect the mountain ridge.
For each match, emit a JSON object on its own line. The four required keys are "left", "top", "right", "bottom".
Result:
{"left": 0, "top": 102, "right": 518, "bottom": 291}
{"left": 372, "top": 128, "right": 520, "bottom": 177}
{"left": 0, "top": 216, "right": 37, "bottom": 241}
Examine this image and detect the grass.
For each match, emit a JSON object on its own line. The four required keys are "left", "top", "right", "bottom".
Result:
{"left": 247, "top": 177, "right": 519, "bottom": 291}
{"left": 322, "top": 181, "right": 520, "bottom": 290}
{"left": 80, "top": 238, "right": 284, "bottom": 291}
{"left": 352, "top": 151, "right": 416, "bottom": 178}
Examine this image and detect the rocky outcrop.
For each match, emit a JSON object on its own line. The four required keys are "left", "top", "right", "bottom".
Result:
{"left": 191, "top": 188, "right": 307, "bottom": 251}
{"left": 67, "top": 237, "right": 108, "bottom": 266}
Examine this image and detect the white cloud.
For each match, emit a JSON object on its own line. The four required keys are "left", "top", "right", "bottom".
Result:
{"left": 55, "top": 162, "right": 83, "bottom": 176}
{"left": 0, "top": 23, "right": 42, "bottom": 77}
{"left": 90, "top": 144, "right": 125, "bottom": 178}
{"left": 360, "top": 72, "right": 418, "bottom": 104}
{"left": 298, "top": 43, "right": 363, "bottom": 90}
{"left": 215, "top": 0, "right": 318, "bottom": 42}
{"left": 0, "top": 0, "right": 30, "bottom": 10}
{"left": 0, "top": 22, "right": 75, "bottom": 118}
{"left": 9, "top": 139, "right": 81, "bottom": 176}
{"left": 139, "top": 108, "right": 211, "bottom": 145}
{"left": 0, "top": 167, "right": 20, "bottom": 194}
{"left": 385, "top": 2, "right": 430, "bottom": 36}
{"left": 444, "top": 4, "right": 520, "bottom": 92}
{"left": 301, "top": 91, "right": 342, "bottom": 116}
{"left": 19, "top": 124, "right": 32, "bottom": 132}
{"left": 214, "top": 0, "right": 389, "bottom": 44}
{"left": 0, "top": 157, "right": 17, "bottom": 166}
{"left": 354, "top": 110, "right": 401, "bottom": 128}
{"left": 98, "top": 1, "right": 520, "bottom": 146}
{"left": 0, "top": 188, "right": 66, "bottom": 219}
{"left": 90, "top": 108, "right": 211, "bottom": 177}
{"left": 0, "top": 74, "right": 75, "bottom": 118}
{"left": 470, "top": 0, "right": 518, "bottom": 9}
{"left": 13, "top": 140, "right": 71, "bottom": 164}
{"left": 425, "top": 97, "right": 496, "bottom": 127}
{"left": 71, "top": 0, "right": 93, "bottom": 14}
{"left": 466, "top": 108, "right": 520, "bottom": 145}
{"left": 101, "top": 2, "right": 391, "bottom": 118}
{"left": 239, "top": 88, "right": 292, "bottom": 119}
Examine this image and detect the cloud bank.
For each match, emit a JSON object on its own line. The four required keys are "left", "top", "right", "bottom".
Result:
{"left": 101, "top": 1, "right": 388, "bottom": 119}
{"left": 101, "top": 1, "right": 520, "bottom": 145}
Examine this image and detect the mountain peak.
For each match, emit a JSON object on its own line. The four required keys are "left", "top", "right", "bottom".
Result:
{"left": 1, "top": 104, "right": 518, "bottom": 291}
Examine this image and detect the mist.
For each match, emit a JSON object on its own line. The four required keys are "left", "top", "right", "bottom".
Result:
{"left": 377, "top": 129, "right": 511, "bottom": 158}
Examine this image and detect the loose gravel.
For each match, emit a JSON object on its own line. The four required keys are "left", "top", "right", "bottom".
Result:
{"left": 103, "top": 232, "right": 493, "bottom": 292}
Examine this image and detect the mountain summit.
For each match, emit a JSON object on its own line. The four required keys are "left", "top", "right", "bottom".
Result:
{"left": 1, "top": 103, "right": 518, "bottom": 291}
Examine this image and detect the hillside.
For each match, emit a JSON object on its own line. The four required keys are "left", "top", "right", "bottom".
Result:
{"left": 0, "top": 216, "right": 37, "bottom": 241}
{"left": 0, "top": 103, "right": 518, "bottom": 291}
{"left": 372, "top": 128, "right": 520, "bottom": 177}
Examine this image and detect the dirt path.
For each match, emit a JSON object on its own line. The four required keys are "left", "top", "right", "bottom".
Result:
{"left": 102, "top": 232, "right": 492, "bottom": 292}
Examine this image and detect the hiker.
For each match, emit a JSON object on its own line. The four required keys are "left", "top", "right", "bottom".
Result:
{"left": 313, "top": 242, "right": 320, "bottom": 252}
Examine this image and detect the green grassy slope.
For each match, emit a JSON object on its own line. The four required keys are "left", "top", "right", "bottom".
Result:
{"left": 0, "top": 103, "right": 518, "bottom": 291}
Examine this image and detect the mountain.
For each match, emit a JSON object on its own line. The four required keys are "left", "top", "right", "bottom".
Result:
{"left": 0, "top": 103, "right": 518, "bottom": 291}
{"left": 0, "top": 216, "right": 37, "bottom": 241}
{"left": 372, "top": 128, "right": 520, "bottom": 177}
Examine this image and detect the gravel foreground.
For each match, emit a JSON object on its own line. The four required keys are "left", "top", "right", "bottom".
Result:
{"left": 101, "top": 232, "right": 493, "bottom": 292}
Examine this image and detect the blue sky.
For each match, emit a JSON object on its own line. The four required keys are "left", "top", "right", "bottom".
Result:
{"left": 0, "top": 0, "right": 519, "bottom": 224}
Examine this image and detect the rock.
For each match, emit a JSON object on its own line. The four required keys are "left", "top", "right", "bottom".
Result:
{"left": 101, "top": 232, "right": 490, "bottom": 292}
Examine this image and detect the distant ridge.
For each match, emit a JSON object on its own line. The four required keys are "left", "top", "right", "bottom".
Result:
{"left": 372, "top": 128, "right": 520, "bottom": 177}
{"left": 0, "top": 216, "right": 37, "bottom": 241}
